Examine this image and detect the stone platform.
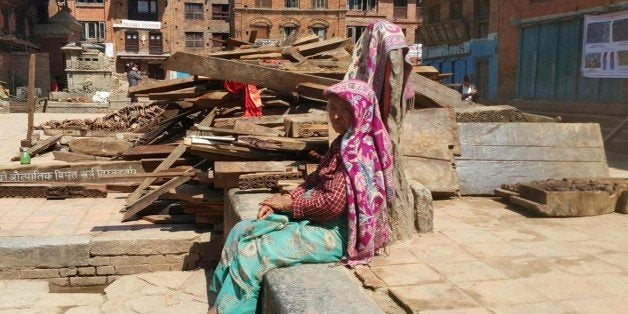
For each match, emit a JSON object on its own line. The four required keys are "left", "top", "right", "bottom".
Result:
{"left": 0, "top": 196, "right": 221, "bottom": 287}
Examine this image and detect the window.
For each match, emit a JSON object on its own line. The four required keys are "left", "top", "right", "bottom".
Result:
{"left": 312, "top": 26, "right": 326, "bottom": 40}
{"left": 184, "top": 3, "right": 203, "bottom": 20}
{"left": 252, "top": 25, "right": 270, "bottom": 39}
{"left": 125, "top": 31, "right": 139, "bottom": 52}
{"left": 474, "top": 0, "right": 490, "bottom": 38}
{"left": 81, "top": 21, "right": 106, "bottom": 40}
{"left": 212, "top": 33, "right": 229, "bottom": 48}
{"left": 393, "top": 0, "right": 407, "bottom": 19}
{"left": 185, "top": 32, "right": 204, "bottom": 48}
{"left": 212, "top": 4, "right": 229, "bottom": 21}
{"left": 129, "top": 0, "right": 158, "bottom": 21}
{"left": 312, "top": 0, "right": 327, "bottom": 9}
{"left": 285, "top": 0, "right": 299, "bottom": 8}
{"left": 283, "top": 26, "right": 298, "bottom": 38}
{"left": 256, "top": 0, "right": 271, "bottom": 7}
{"left": 76, "top": 0, "right": 104, "bottom": 5}
{"left": 347, "top": 26, "right": 366, "bottom": 43}
{"left": 450, "top": 0, "right": 462, "bottom": 19}
{"left": 149, "top": 31, "right": 163, "bottom": 54}
{"left": 426, "top": 5, "right": 440, "bottom": 24}
{"left": 348, "top": 0, "right": 376, "bottom": 11}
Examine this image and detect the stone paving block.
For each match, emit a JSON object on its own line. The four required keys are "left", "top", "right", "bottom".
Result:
{"left": 149, "top": 264, "right": 172, "bottom": 272}
{"left": 136, "top": 271, "right": 194, "bottom": 290}
{"left": 369, "top": 246, "right": 421, "bottom": 267}
{"left": 20, "top": 268, "right": 60, "bottom": 279}
{"left": 88, "top": 256, "right": 111, "bottom": 266}
{"left": 224, "top": 189, "right": 271, "bottom": 234}
{"left": 456, "top": 279, "right": 548, "bottom": 307}
{"left": 0, "top": 269, "right": 20, "bottom": 279}
{"left": 0, "top": 280, "right": 49, "bottom": 310}
{"left": 96, "top": 266, "right": 115, "bottom": 276}
{"left": 70, "top": 276, "right": 108, "bottom": 286}
{"left": 59, "top": 267, "right": 78, "bottom": 277}
{"left": 110, "top": 255, "right": 146, "bottom": 267}
{"left": 147, "top": 255, "right": 166, "bottom": 264}
{"left": 165, "top": 253, "right": 186, "bottom": 264}
{"left": 49, "top": 277, "right": 70, "bottom": 287}
{"left": 550, "top": 256, "right": 623, "bottom": 276}
{"left": 410, "top": 244, "right": 477, "bottom": 263}
{"left": 558, "top": 297, "right": 628, "bottom": 313}
{"left": 483, "top": 257, "right": 557, "bottom": 279}
{"left": 593, "top": 253, "right": 628, "bottom": 271}
{"left": 66, "top": 305, "right": 102, "bottom": 314}
{"left": 388, "top": 283, "right": 481, "bottom": 312}
{"left": 586, "top": 273, "right": 628, "bottom": 297}
{"left": 441, "top": 229, "right": 504, "bottom": 244}
{"left": 419, "top": 308, "right": 491, "bottom": 314}
{"left": 371, "top": 263, "right": 443, "bottom": 286}
{"left": 517, "top": 271, "right": 613, "bottom": 301}
{"left": 488, "top": 228, "right": 546, "bottom": 242}
{"left": 262, "top": 264, "right": 382, "bottom": 313}
{"left": 114, "top": 266, "right": 134, "bottom": 275}
{"left": 78, "top": 266, "right": 96, "bottom": 276}
{"left": 513, "top": 241, "right": 592, "bottom": 258}
{"left": 488, "top": 301, "right": 572, "bottom": 314}
{"left": 89, "top": 229, "right": 200, "bottom": 256}
{"left": 107, "top": 275, "right": 119, "bottom": 284}
{"left": 33, "top": 292, "right": 104, "bottom": 308}
{"left": 460, "top": 242, "right": 534, "bottom": 260}
{"left": 0, "top": 236, "right": 90, "bottom": 269}
{"left": 354, "top": 266, "right": 386, "bottom": 290}
{"left": 427, "top": 261, "right": 508, "bottom": 283}
{"left": 133, "top": 265, "right": 152, "bottom": 274}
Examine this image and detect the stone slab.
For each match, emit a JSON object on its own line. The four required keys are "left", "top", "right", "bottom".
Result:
{"left": 89, "top": 228, "right": 201, "bottom": 256}
{"left": 224, "top": 188, "right": 272, "bottom": 235}
{"left": 0, "top": 236, "right": 90, "bottom": 269}
{"left": 262, "top": 264, "right": 382, "bottom": 314}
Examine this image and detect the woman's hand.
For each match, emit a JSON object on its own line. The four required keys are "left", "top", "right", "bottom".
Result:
{"left": 257, "top": 205, "right": 274, "bottom": 220}
{"left": 259, "top": 194, "right": 293, "bottom": 213}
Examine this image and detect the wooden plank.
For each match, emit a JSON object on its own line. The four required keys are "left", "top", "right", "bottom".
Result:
{"left": 239, "top": 171, "right": 303, "bottom": 190}
{"left": 163, "top": 52, "right": 339, "bottom": 93}
{"left": 294, "top": 34, "right": 320, "bottom": 46}
{"left": 43, "top": 129, "right": 143, "bottom": 140}
{"left": 214, "top": 115, "right": 289, "bottom": 128}
{"left": 189, "top": 143, "right": 286, "bottom": 160}
{"left": 297, "top": 82, "right": 328, "bottom": 101}
{"left": 162, "top": 184, "right": 223, "bottom": 205}
{"left": 0, "top": 184, "right": 107, "bottom": 199}
{"left": 457, "top": 146, "right": 607, "bottom": 162}
{"left": 457, "top": 123, "right": 605, "bottom": 148}
{"left": 53, "top": 151, "right": 106, "bottom": 162}
{"left": 410, "top": 72, "right": 469, "bottom": 108}
{"left": 214, "top": 161, "right": 303, "bottom": 188}
{"left": 128, "top": 76, "right": 211, "bottom": 96}
{"left": 404, "top": 157, "right": 460, "bottom": 194}
{"left": 454, "top": 105, "right": 526, "bottom": 122}
{"left": 284, "top": 114, "right": 329, "bottom": 138}
{"left": 0, "top": 161, "right": 144, "bottom": 183}
{"left": 197, "top": 107, "right": 217, "bottom": 128}
{"left": 123, "top": 176, "right": 191, "bottom": 221}
{"left": 126, "top": 143, "right": 188, "bottom": 204}
{"left": 208, "top": 46, "right": 283, "bottom": 59}
{"left": 233, "top": 120, "right": 284, "bottom": 137}
{"left": 297, "top": 37, "right": 351, "bottom": 57}
{"left": 25, "top": 54, "right": 36, "bottom": 145}
{"left": 240, "top": 52, "right": 282, "bottom": 60}
{"left": 100, "top": 171, "right": 196, "bottom": 179}
{"left": 11, "top": 135, "right": 62, "bottom": 161}
{"left": 68, "top": 137, "right": 132, "bottom": 157}
{"left": 142, "top": 215, "right": 195, "bottom": 224}
{"left": 195, "top": 125, "right": 279, "bottom": 137}
{"left": 121, "top": 145, "right": 179, "bottom": 160}
{"left": 456, "top": 161, "right": 610, "bottom": 195}
{"left": 237, "top": 135, "right": 328, "bottom": 152}
{"left": 148, "top": 87, "right": 198, "bottom": 100}
{"left": 401, "top": 109, "right": 455, "bottom": 160}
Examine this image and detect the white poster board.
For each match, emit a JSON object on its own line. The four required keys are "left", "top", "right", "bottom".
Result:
{"left": 582, "top": 10, "right": 628, "bottom": 78}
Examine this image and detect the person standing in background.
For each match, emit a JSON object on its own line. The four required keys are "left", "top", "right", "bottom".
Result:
{"left": 127, "top": 65, "right": 142, "bottom": 87}
{"left": 460, "top": 75, "right": 478, "bottom": 102}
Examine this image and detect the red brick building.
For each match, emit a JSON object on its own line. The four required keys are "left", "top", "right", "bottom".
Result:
{"left": 233, "top": 0, "right": 346, "bottom": 42}
{"left": 346, "top": 0, "right": 421, "bottom": 44}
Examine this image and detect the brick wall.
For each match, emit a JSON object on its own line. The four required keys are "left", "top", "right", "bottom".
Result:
{"left": 346, "top": 0, "right": 421, "bottom": 43}
{"left": 3, "top": 53, "right": 50, "bottom": 95}
{"left": 497, "top": 0, "right": 627, "bottom": 100}
{"left": 233, "top": 0, "right": 346, "bottom": 41}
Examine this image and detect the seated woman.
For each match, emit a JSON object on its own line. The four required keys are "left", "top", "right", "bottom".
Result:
{"left": 210, "top": 79, "right": 395, "bottom": 313}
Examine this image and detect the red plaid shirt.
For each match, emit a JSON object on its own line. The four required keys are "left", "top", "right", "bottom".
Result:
{"left": 290, "top": 138, "right": 347, "bottom": 222}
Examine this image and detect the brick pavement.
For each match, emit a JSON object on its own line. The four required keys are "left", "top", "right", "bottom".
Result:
{"left": 357, "top": 197, "right": 628, "bottom": 313}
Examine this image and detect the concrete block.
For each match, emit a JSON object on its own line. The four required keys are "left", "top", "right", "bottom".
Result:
{"left": 49, "top": 277, "right": 70, "bottom": 287}
{"left": 149, "top": 264, "right": 172, "bottom": 272}
{"left": 0, "top": 269, "right": 20, "bottom": 279}
{"left": 110, "top": 256, "right": 146, "bottom": 266}
{"left": 165, "top": 254, "right": 186, "bottom": 264}
{"left": 0, "top": 236, "right": 91, "bottom": 269}
{"left": 262, "top": 264, "right": 382, "bottom": 314}
{"left": 114, "top": 266, "right": 133, "bottom": 275}
{"left": 59, "top": 268, "right": 78, "bottom": 277}
{"left": 90, "top": 229, "right": 199, "bottom": 256}
{"left": 20, "top": 268, "right": 60, "bottom": 279}
{"left": 70, "top": 276, "right": 108, "bottom": 286}
{"left": 107, "top": 275, "right": 119, "bottom": 284}
{"left": 88, "top": 256, "right": 111, "bottom": 266}
{"left": 97, "top": 266, "right": 115, "bottom": 276}
{"left": 133, "top": 265, "right": 152, "bottom": 274}
{"left": 224, "top": 188, "right": 271, "bottom": 234}
{"left": 146, "top": 255, "right": 166, "bottom": 264}
{"left": 78, "top": 267, "right": 96, "bottom": 276}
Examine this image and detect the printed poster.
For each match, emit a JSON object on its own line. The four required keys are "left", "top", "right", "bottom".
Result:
{"left": 582, "top": 10, "right": 628, "bottom": 78}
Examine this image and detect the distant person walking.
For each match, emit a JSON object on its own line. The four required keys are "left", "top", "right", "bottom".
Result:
{"left": 460, "top": 75, "right": 478, "bottom": 102}
{"left": 127, "top": 65, "right": 142, "bottom": 87}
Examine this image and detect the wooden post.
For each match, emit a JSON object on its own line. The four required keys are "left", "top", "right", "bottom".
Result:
{"left": 23, "top": 54, "right": 36, "bottom": 147}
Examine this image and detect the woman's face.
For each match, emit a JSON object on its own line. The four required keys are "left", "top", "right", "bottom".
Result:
{"left": 327, "top": 95, "right": 353, "bottom": 134}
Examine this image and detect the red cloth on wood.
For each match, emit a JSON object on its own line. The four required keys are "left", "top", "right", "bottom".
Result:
{"left": 224, "top": 81, "right": 263, "bottom": 117}
{"left": 290, "top": 137, "right": 347, "bottom": 222}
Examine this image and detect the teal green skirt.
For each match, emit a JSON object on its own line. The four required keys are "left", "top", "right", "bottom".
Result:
{"left": 210, "top": 214, "right": 348, "bottom": 314}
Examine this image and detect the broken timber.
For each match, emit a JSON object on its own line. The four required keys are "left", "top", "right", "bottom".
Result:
{"left": 238, "top": 171, "right": 303, "bottom": 190}
{"left": 123, "top": 176, "right": 191, "bottom": 221}
{"left": 128, "top": 76, "right": 212, "bottom": 96}
{"left": 0, "top": 184, "right": 107, "bottom": 199}
{"left": 11, "top": 135, "right": 62, "bottom": 161}
{"left": 163, "top": 52, "right": 339, "bottom": 94}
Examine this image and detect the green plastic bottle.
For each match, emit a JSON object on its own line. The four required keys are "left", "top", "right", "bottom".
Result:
{"left": 19, "top": 148, "right": 31, "bottom": 165}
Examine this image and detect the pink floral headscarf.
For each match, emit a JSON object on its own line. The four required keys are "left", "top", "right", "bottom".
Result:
{"left": 324, "top": 79, "right": 395, "bottom": 267}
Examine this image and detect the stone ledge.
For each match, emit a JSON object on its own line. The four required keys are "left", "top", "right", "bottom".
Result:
{"left": 226, "top": 188, "right": 383, "bottom": 313}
